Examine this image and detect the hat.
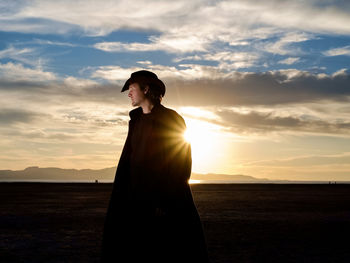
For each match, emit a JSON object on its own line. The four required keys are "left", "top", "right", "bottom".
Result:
{"left": 121, "top": 70, "right": 166, "bottom": 97}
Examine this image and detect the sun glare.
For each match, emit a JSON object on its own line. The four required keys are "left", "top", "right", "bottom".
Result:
{"left": 183, "top": 117, "right": 222, "bottom": 173}
{"left": 183, "top": 129, "right": 194, "bottom": 143}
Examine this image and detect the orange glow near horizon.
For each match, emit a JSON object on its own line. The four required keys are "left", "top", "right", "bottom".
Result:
{"left": 189, "top": 179, "right": 201, "bottom": 184}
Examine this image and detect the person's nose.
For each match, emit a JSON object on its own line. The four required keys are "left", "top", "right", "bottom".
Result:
{"left": 128, "top": 90, "right": 132, "bottom": 97}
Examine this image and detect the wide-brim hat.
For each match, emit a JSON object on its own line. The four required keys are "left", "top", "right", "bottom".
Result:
{"left": 121, "top": 70, "right": 166, "bottom": 97}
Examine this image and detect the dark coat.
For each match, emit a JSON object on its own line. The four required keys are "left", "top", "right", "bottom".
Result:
{"left": 101, "top": 103, "right": 209, "bottom": 263}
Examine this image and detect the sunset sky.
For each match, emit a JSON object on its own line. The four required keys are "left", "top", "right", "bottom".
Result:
{"left": 1, "top": 0, "right": 350, "bottom": 181}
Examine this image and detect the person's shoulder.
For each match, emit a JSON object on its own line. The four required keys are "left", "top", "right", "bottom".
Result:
{"left": 159, "top": 104, "right": 184, "bottom": 119}
{"left": 129, "top": 107, "right": 142, "bottom": 119}
{"left": 159, "top": 104, "right": 186, "bottom": 128}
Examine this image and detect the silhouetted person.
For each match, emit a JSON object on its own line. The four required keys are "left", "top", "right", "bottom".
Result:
{"left": 101, "top": 70, "right": 209, "bottom": 262}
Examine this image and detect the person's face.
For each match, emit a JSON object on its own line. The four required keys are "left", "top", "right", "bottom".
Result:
{"left": 128, "top": 83, "right": 147, "bottom": 107}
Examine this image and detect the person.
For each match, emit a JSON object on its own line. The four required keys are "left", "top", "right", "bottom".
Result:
{"left": 101, "top": 70, "right": 209, "bottom": 262}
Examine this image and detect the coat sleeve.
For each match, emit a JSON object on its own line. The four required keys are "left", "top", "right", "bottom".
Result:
{"left": 110, "top": 120, "right": 132, "bottom": 202}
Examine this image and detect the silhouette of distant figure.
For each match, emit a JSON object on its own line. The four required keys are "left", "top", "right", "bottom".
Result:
{"left": 101, "top": 70, "right": 209, "bottom": 262}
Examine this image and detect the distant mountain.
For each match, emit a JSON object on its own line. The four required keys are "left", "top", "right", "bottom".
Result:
{"left": 0, "top": 166, "right": 272, "bottom": 183}
{"left": 191, "top": 173, "right": 271, "bottom": 183}
{"left": 0, "top": 166, "right": 116, "bottom": 182}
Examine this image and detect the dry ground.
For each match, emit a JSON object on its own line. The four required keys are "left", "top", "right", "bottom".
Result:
{"left": 1, "top": 183, "right": 350, "bottom": 262}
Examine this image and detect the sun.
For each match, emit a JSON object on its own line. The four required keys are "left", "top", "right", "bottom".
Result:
{"left": 182, "top": 117, "right": 221, "bottom": 173}
{"left": 183, "top": 128, "right": 195, "bottom": 143}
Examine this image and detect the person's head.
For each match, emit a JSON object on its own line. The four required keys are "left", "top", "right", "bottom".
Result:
{"left": 121, "top": 70, "right": 166, "bottom": 106}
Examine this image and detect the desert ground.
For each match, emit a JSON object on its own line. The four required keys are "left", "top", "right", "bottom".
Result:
{"left": 1, "top": 183, "right": 350, "bottom": 262}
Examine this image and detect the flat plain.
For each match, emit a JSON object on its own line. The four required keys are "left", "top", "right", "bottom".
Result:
{"left": 1, "top": 183, "right": 350, "bottom": 262}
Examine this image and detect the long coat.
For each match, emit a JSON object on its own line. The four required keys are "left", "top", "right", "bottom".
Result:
{"left": 101, "top": 103, "right": 209, "bottom": 263}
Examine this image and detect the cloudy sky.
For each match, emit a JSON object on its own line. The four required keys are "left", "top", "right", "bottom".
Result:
{"left": 1, "top": 0, "right": 350, "bottom": 181}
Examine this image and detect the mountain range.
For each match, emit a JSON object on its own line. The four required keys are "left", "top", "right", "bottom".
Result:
{"left": 0, "top": 166, "right": 275, "bottom": 183}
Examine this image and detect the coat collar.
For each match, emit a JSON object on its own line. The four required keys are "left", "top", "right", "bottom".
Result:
{"left": 129, "top": 103, "right": 165, "bottom": 120}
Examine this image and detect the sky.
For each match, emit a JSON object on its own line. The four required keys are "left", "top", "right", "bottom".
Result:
{"left": 0, "top": 0, "right": 350, "bottom": 181}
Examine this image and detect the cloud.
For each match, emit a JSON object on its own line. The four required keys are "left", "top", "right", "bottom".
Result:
{"left": 89, "top": 64, "right": 228, "bottom": 82}
{"left": 1, "top": 62, "right": 350, "bottom": 109}
{"left": 1, "top": 1, "right": 194, "bottom": 35}
{"left": 0, "top": 46, "right": 32, "bottom": 59}
{"left": 278, "top": 57, "right": 300, "bottom": 65}
{"left": 0, "top": 108, "right": 48, "bottom": 125}
{"left": 0, "top": 17, "right": 80, "bottom": 35}
{"left": 150, "top": 34, "right": 209, "bottom": 53}
{"left": 0, "top": 46, "right": 42, "bottom": 66}
{"left": 174, "top": 52, "right": 260, "bottom": 69}
{"left": 0, "top": 62, "right": 56, "bottom": 82}
{"left": 242, "top": 1, "right": 350, "bottom": 34}
{"left": 214, "top": 108, "right": 350, "bottom": 136}
{"left": 60, "top": 108, "right": 127, "bottom": 128}
{"left": 85, "top": 63, "right": 350, "bottom": 107}
{"left": 332, "top": 68, "right": 350, "bottom": 77}
{"left": 163, "top": 67, "right": 350, "bottom": 107}
{"left": 0, "top": 63, "right": 123, "bottom": 105}
{"left": 90, "top": 65, "right": 143, "bottom": 81}
{"left": 137, "top": 61, "right": 152, "bottom": 65}
{"left": 0, "top": 104, "right": 129, "bottom": 146}
{"left": 93, "top": 34, "right": 209, "bottom": 53}
{"left": 15, "top": 1, "right": 350, "bottom": 35}
{"left": 63, "top": 76, "right": 98, "bottom": 87}
{"left": 202, "top": 52, "right": 259, "bottom": 63}
{"left": 93, "top": 41, "right": 158, "bottom": 52}
{"left": 245, "top": 153, "right": 350, "bottom": 167}
{"left": 2, "top": 1, "right": 350, "bottom": 57}
{"left": 323, "top": 45, "right": 350, "bottom": 56}
{"left": 0, "top": 62, "right": 349, "bottom": 140}
{"left": 32, "top": 38, "right": 77, "bottom": 47}
{"left": 0, "top": 127, "right": 77, "bottom": 141}
{"left": 262, "top": 32, "right": 311, "bottom": 55}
